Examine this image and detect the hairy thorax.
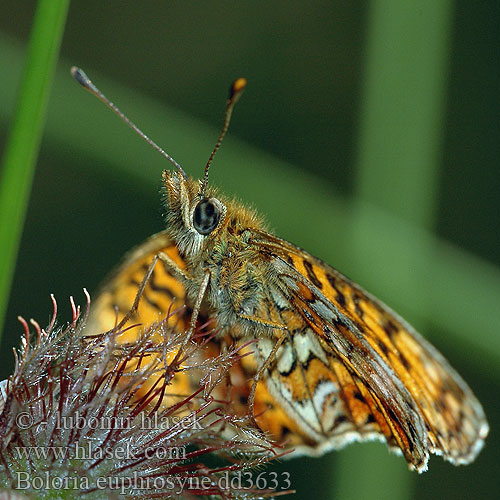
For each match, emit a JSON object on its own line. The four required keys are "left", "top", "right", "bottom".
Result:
{"left": 185, "top": 227, "right": 277, "bottom": 339}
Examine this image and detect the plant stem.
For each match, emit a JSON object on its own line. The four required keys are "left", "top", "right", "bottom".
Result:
{"left": 0, "top": 0, "right": 70, "bottom": 342}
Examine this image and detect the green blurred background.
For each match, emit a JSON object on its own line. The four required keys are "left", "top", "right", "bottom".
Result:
{"left": 0, "top": 1, "right": 499, "bottom": 499}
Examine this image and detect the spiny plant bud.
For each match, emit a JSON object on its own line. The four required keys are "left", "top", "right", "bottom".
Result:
{"left": 0, "top": 293, "right": 292, "bottom": 499}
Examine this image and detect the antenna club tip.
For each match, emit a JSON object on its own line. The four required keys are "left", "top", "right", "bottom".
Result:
{"left": 230, "top": 77, "right": 247, "bottom": 96}
{"left": 70, "top": 66, "right": 83, "bottom": 79}
{"left": 70, "top": 66, "right": 92, "bottom": 89}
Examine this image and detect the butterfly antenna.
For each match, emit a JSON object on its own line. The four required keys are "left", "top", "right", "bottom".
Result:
{"left": 200, "top": 77, "right": 247, "bottom": 197}
{"left": 71, "top": 66, "right": 187, "bottom": 179}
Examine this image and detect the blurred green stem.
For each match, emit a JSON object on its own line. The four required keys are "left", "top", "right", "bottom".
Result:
{"left": 334, "top": 1, "right": 453, "bottom": 499}
{"left": 0, "top": 0, "right": 69, "bottom": 342}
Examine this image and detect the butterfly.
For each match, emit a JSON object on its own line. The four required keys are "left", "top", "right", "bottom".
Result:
{"left": 73, "top": 67, "right": 489, "bottom": 473}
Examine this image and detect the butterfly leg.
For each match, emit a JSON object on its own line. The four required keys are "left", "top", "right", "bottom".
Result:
{"left": 157, "top": 251, "right": 191, "bottom": 283}
{"left": 220, "top": 336, "right": 233, "bottom": 403}
{"left": 105, "top": 254, "right": 161, "bottom": 334}
{"left": 238, "top": 313, "right": 289, "bottom": 330}
{"left": 170, "top": 270, "right": 211, "bottom": 366}
{"left": 107, "top": 250, "right": 190, "bottom": 335}
{"left": 247, "top": 331, "right": 287, "bottom": 430}
{"left": 155, "top": 251, "right": 213, "bottom": 361}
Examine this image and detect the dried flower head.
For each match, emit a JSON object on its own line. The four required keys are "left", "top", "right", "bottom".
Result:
{"left": 0, "top": 292, "right": 292, "bottom": 499}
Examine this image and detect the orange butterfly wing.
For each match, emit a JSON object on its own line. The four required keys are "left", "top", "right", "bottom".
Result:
{"left": 87, "top": 231, "right": 204, "bottom": 404}
{"left": 88, "top": 231, "right": 186, "bottom": 334}
{"left": 249, "top": 229, "right": 488, "bottom": 471}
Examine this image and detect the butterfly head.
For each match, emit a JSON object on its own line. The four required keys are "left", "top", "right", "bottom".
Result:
{"left": 162, "top": 170, "right": 227, "bottom": 258}
{"left": 162, "top": 169, "right": 264, "bottom": 261}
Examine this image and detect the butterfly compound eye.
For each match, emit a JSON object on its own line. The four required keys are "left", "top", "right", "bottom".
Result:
{"left": 193, "top": 198, "right": 222, "bottom": 235}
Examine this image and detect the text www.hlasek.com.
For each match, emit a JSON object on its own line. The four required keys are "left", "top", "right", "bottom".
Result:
{"left": 14, "top": 441, "right": 185, "bottom": 461}
{"left": 16, "top": 471, "right": 292, "bottom": 495}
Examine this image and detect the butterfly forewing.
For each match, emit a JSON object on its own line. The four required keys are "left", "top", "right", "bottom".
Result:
{"left": 250, "top": 229, "right": 488, "bottom": 470}
{"left": 89, "top": 231, "right": 185, "bottom": 333}
{"left": 87, "top": 231, "right": 204, "bottom": 405}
